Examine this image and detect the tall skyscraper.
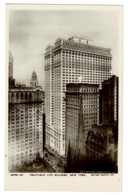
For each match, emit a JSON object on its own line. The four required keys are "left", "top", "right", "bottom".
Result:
{"left": 65, "top": 83, "right": 99, "bottom": 172}
{"left": 44, "top": 37, "right": 112, "bottom": 156}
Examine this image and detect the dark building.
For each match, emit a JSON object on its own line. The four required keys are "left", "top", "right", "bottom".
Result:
{"left": 100, "top": 75, "right": 118, "bottom": 124}
{"left": 86, "top": 123, "right": 118, "bottom": 172}
{"left": 85, "top": 75, "right": 118, "bottom": 173}
{"left": 65, "top": 83, "right": 99, "bottom": 172}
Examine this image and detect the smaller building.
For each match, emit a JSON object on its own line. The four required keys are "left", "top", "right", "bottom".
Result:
{"left": 65, "top": 83, "right": 99, "bottom": 172}
{"left": 86, "top": 123, "right": 118, "bottom": 172}
{"left": 86, "top": 124, "right": 117, "bottom": 162}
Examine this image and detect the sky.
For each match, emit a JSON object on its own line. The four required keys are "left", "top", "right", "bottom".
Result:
{"left": 9, "top": 6, "right": 121, "bottom": 89}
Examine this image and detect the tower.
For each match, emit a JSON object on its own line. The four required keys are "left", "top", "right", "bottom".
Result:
{"left": 30, "top": 71, "right": 38, "bottom": 87}
{"left": 9, "top": 51, "right": 13, "bottom": 79}
{"left": 9, "top": 51, "right": 15, "bottom": 87}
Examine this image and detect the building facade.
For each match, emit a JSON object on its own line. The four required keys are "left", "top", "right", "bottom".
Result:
{"left": 86, "top": 123, "right": 118, "bottom": 172}
{"left": 100, "top": 75, "right": 118, "bottom": 124}
{"left": 8, "top": 53, "right": 44, "bottom": 172}
{"left": 8, "top": 85, "right": 44, "bottom": 171}
{"left": 44, "top": 37, "right": 112, "bottom": 156}
{"left": 65, "top": 83, "right": 99, "bottom": 172}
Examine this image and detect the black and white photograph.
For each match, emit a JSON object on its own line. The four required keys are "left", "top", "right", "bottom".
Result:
{"left": 5, "top": 4, "right": 123, "bottom": 191}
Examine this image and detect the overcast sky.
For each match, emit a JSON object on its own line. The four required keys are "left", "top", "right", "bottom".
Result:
{"left": 9, "top": 7, "right": 121, "bottom": 89}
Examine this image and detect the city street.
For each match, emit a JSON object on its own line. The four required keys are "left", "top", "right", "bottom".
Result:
{"left": 44, "top": 148, "right": 65, "bottom": 173}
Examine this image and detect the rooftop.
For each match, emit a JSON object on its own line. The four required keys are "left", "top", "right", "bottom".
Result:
{"left": 9, "top": 85, "right": 43, "bottom": 92}
{"left": 92, "top": 124, "right": 114, "bottom": 134}
{"left": 66, "top": 83, "right": 99, "bottom": 87}
{"left": 45, "top": 37, "right": 112, "bottom": 56}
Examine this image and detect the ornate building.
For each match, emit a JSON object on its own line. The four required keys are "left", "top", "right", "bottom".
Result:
{"left": 8, "top": 86, "right": 44, "bottom": 171}
{"left": 8, "top": 53, "right": 44, "bottom": 172}
{"left": 30, "top": 71, "right": 38, "bottom": 87}
{"left": 86, "top": 123, "right": 118, "bottom": 172}
{"left": 44, "top": 37, "right": 112, "bottom": 156}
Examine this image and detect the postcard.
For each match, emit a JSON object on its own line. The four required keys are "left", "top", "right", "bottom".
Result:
{"left": 5, "top": 4, "right": 123, "bottom": 191}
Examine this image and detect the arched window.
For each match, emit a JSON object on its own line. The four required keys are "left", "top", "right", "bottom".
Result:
{"left": 21, "top": 93, "right": 23, "bottom": 99}
{"left": 36, "top": 90, "right": 40, "bottom": 100}
{"left": 25, "top": 93, "right": 28, "bottom": 99}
